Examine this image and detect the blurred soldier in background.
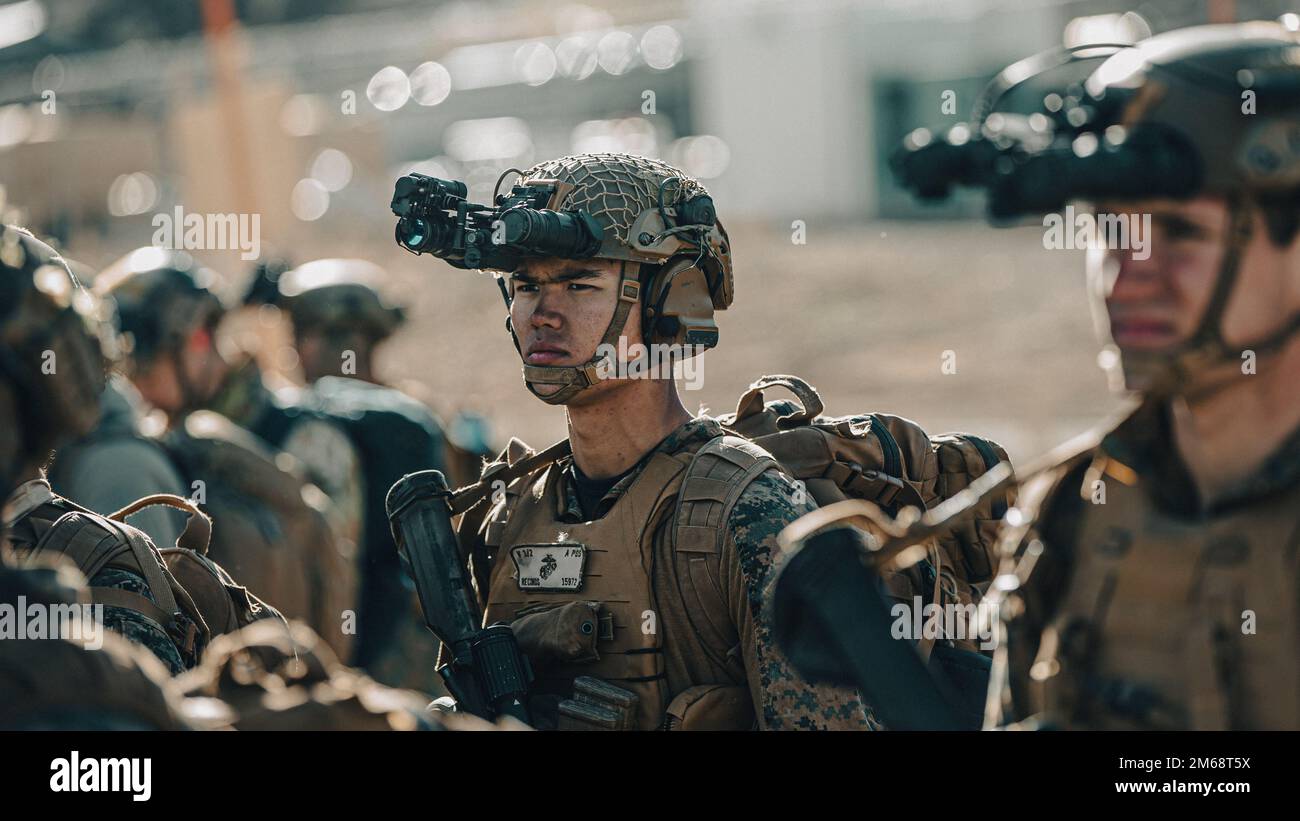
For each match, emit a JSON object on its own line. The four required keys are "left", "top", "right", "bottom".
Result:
{"left": 216, "top": 257, "right": 451, "bottom": 693}
{"left": 51, "top": 247, "right": 356, "bottom": 658}
{"left": 894, "top": 20, "right": 1300, "bottom": 729}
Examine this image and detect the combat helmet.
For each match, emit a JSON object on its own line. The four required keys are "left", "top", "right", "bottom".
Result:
{"left": 0, "top": 225, "right": 110, "bottom": 494}
{"left": 94, "top": 247, "right": 226, "bottom": 366}
{"left": 893, "top": 20, "right": 1300, "bottom": 395}
{"left": 276, "top": 258, "right": 407, "bottom": 342}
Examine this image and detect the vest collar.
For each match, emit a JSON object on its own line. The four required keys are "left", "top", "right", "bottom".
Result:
{"left": 554, "top": 416, "right": 726, "bottom": 522}
{"left": 1102, "top": 399, "right": 1300, "bottom": 516}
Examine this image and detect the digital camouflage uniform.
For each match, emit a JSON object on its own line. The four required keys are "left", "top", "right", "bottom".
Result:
{"left": 0, "top": 556, "right": 191, "bottom": 730}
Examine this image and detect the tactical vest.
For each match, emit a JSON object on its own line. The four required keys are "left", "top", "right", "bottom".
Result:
{"left": 481, "top": 434, "right": 777, "bottom": 730}
{"left": 1022, "top": 452, "right": 1300, "bottom": 730}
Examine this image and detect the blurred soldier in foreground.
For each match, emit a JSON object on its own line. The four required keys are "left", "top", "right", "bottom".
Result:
{"left": 0, "top": 226, "right": 454, "bottom": 732}
{"left": 55, "top": 248, "right": 355, "bottom": 657}
{"left": 894, "top": 20, "right": 1300, "bottom": 729}
{"left": 422, "top": 153, "right": 872, "bottom": 729}
{"left": 0, "top": 557, "right": 193, "bottom": 730}
{"left": 175, "top": 619, "right": 445, "bottom": 730}
{"left": 229, "top": 258, "right": 449, "bottom": 692}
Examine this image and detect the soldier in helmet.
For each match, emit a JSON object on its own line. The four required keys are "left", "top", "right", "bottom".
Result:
{"left": 1, "top": 225, "right": 207, "bottom": 674}
{"left": 893, "top": 20, "right": 1300, "bottom": 729}
{"left": 225, "top": 257, "right": 452, "bottom": 693}
{"left": 445, "top": 153, "right": 872, "bottom": 729}
{"left": 51, "top": 247, "right": 356, "bottom": 659}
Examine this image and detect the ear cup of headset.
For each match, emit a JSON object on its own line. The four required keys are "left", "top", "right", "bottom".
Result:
{"left": 643, "top": 257, "right": 720, "bottom": 351}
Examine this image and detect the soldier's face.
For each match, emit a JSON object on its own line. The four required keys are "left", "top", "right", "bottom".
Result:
{"left": 509, "top": 257, "right": 642, "bottom": 401}
{"left": 133, "top": 320, "right": 229, "bottom": 413}
{"left": 1092, "top": 196, "right": 1300, "bottom": 393}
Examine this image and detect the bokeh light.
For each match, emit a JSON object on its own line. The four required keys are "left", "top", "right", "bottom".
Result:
{"left": 366, "top": 66, "right": 410, "bottom": 112}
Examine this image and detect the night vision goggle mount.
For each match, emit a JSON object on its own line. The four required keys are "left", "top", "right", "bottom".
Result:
{"left": 890, "top": 43, "right": 1201, "bottom": 221}
{"left": 391, "top": 172, "right": 605, "bottom": 270}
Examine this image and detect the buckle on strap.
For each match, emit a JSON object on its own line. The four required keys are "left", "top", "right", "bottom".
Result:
{"left": 620, "top": 278, "right": 641, "bottom": 303}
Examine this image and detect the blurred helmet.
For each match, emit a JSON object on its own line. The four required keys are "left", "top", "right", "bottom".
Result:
{"left": 94, "top": 247, "right": 226, "bottom": 366}
{"left": 277, "top": 258, "right": 406, "bottom": 341}
{"left": 509, "top": 153, "right": 733, "bottom": 404}
{"left": 893, "top": 20, "right": 1300, "bottom": 395}
{"left": 0, "top": 225, "right": 109, "bottom": 492}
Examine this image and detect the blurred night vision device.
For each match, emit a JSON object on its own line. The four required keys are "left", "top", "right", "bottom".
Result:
{"left": 889, "top": 38, "right": 1211, "bottom": 220}
{"left": 391, "top": 172, "right": 607, "bottom": 270}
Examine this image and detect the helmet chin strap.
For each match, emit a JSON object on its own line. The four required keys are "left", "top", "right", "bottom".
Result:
{"left": 507, "top": 260, "right": 644, "bottom": 406}
{"left": 1130, "top": 195, "right": 1300, "bottom": 399}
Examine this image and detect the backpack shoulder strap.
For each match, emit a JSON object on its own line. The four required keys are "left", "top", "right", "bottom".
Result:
{"left": 672, "top": 435, "right": 780, "bottom": 555}
{"left": 26, "top": 509, "right": 184, "bottom": 633}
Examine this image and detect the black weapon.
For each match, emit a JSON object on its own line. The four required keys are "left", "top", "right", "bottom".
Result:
{"left": 385, "top": 470, "right": 532, "bottom": 723}
{"left": 771, "top": 526, "right": 974, "bottom": 730}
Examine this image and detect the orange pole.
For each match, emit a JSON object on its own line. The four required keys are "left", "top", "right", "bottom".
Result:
{"left": 199, "top": 0, "right": 256, "bottom": 217}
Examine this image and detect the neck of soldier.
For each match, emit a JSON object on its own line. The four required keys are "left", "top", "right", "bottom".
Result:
{"left": 1170, "top": 334, "right": 1300, "bottom": 507}
{"left": 566, "top": 377, "right": 691, "bottom": 480}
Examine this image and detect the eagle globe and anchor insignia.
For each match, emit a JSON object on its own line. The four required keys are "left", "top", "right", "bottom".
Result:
{"left": 511, "top": 541, "right": 587, "bottom": 591}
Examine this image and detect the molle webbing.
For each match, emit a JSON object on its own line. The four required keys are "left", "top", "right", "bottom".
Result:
{"left": 673, "top": 436, "right": 778, "bottom": 554}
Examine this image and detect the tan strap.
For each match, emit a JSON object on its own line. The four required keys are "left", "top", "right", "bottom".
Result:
{"left": 669, "top": 435, "right": 778, "bottom": 674}
{"left": 93, "top": 514, "right": 181, "bottom": 629}
{"left": 733, "top": 374, "right": 824, "bottom": 428}
{"left": 822, "top": 460, "right": 928, "bottom": 511}
{"left": 916, "top": 544, "right": 946, "bottom": 663}
{"left": 88, "top": 586, "right": 178, "bottom": 631}
{"left": 109, "top": 493, "right": 212, "bottom": 554}
{"left": 450, "top": 438, "right": 572, "bottom": 519}
{"left": 26, "top": 514, "right": 121, "bottom": 581}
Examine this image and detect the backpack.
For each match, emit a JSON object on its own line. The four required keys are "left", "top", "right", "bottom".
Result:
{"left": 714, "top": 375, "right": 1013, "bottom": 607}
{"left": 12, "top": 491, "right": 282, "bottom": 667}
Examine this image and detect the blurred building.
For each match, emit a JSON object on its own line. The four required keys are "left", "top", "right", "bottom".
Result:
{"left": 0, "top": 0, "right": 1295, "bottom": 265}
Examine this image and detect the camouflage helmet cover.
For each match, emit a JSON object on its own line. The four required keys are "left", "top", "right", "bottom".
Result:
{"left": 519, "top": 153, "right": 733, "bottom": 310}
